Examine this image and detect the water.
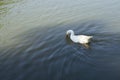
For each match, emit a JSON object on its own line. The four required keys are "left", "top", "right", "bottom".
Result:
{"left": 0, "top": 0, "right": 120, "bottom": 80}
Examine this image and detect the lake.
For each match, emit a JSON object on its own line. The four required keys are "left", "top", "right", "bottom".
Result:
{"left": 0, "top": 0, "right": 120, "bottom": 80}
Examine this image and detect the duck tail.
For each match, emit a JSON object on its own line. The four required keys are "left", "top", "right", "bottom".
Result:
{"left": 89, "top": 36, "right": 93, "bottom": 38}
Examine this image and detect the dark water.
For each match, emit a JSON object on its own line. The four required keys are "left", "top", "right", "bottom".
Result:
{"left": 0, "top": 0, "right": 120, "bottom": 80}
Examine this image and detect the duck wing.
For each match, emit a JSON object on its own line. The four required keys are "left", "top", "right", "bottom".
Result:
{"left": 77, "top": 35, "right": 92, "bottom": 43}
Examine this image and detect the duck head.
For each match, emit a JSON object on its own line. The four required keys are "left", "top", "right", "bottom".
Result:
{"left": 66, "top": 30, "right": 74, "bottom": 36}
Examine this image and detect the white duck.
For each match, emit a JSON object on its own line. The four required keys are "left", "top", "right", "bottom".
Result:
{"left": 66, "top": 30, "right": 93, "bottom": 48}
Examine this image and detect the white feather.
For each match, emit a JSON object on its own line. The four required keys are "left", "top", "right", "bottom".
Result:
{"left": 66, "top": 30, "right": 93, "bottom": 44}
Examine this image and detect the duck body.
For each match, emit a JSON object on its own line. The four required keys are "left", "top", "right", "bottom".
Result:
{"left": 66, "top": 30, "right": 93, "bottom": 44}
{"left": 70, "top": 35, "right": 92, "bottom": 44}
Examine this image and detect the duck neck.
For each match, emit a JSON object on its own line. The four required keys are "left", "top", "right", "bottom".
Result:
{"left": 70, "top": 32, "right": 74, "bottom": 37}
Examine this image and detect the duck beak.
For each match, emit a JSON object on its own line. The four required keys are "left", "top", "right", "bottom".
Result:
{"left": 66, "top": 34, "right": 70, "bottom": 36}
{"left": 66, "top": 33, "right": 70, "bottom": 37}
